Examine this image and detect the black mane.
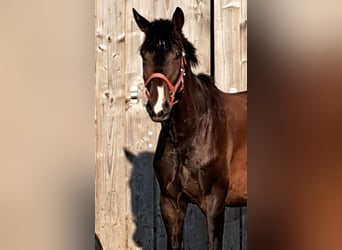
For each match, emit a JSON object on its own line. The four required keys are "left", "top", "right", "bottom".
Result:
{"left": 141, "top": 19, "right": 199, "bottom": 68}
{"left": 197, "top": 73, "right": 216, "bottom": 88}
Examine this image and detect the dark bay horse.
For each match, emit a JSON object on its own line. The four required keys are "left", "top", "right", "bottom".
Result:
{"left": 133, "top": 7, "right": 247, "bottom": 250}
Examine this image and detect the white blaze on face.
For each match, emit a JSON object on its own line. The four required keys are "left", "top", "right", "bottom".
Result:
{"left": 153, "top": 85, "right": 165, "bottom": 114}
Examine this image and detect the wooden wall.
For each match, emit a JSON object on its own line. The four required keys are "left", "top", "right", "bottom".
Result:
{"left": 214, "top": 0, "right": 247, "bottom": 92}
{"left": 95, "top": 0, "right": 247, "bottom": 249}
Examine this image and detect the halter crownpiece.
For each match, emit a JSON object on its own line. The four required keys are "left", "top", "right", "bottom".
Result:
{"left": 144, "top": 51, "right": 186, "bottom": 107}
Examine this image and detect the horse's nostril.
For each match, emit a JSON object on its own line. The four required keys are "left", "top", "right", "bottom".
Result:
{"left": 157, "top": 110, "right": 164, "bottom": 117}
{"left": 146, "top": 101, "right": 152, "bottom": 109}
{"left": 163, "top": 101, "right": 170, "bottom": 109}
{"left": 146, "top": 102, "right": 154, "bottom": 115}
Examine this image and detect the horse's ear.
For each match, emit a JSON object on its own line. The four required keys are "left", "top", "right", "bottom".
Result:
{"left": 124, "top": 148, "right": 136, "bottom": 164}
{"left": 172, "top": 7, "right": 184, "bottom": 32}
{"left": 132, "top": 8, "right": 151, "bottom": 33}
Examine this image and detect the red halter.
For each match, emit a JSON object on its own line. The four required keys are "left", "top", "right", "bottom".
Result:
{"left": 144, "top": 52, "right": 186, "bottom": 107}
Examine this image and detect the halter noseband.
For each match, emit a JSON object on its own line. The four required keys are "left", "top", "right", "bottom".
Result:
{"left": 144, "top": 51, "right": 186, "bottom": 107}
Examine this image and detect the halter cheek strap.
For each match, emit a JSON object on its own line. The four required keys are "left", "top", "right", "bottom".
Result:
{"left": 144, "top": 52, "right": 186, "bottom": 107}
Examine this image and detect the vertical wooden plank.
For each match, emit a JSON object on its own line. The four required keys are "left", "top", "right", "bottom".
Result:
{"left": 148, "top": 1, "right": 212, "bottom": 249}
{"left": 153, "top": 0, "right": 211, "bottom": 75}
{"left": 241, "top": 207, "right": 247, "bottom": 250}
{"left": 95, "top": 0, "right": 127, "bottom": 249}
{"left": 124, "top": 149, "right": 156, "bottom": 249}
{"left": 125, "top": 1, "right": 211, "bottom": 249}
{"left": 241, "top": 3, "right": 247, "bottom": 248}
{"left": 183, "top": 0, "right": 211, "bottom": 75}
{"left": 241, "top": 0, "right": 247, "bottom": 91}
{"left": 223, "top": 207, "right": 241, "bottom": 250}
{"left": 214, "top": 0, "right": 244, "bottom": 92}
{"left": 183, "top": 204, "right": 208, "bottom": 250}
{"left": 153, "top": 178, "right": 168, "bottom": 250}
{"left": 125, "top": 1, "right": 161, "bottom": 249}
{"left": 134, "top": 0, "right": 211, "bottom": 75}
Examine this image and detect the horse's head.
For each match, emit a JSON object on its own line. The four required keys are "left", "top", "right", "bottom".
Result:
{"left": 133, "top": 7, "right": 187, "bottom": 122}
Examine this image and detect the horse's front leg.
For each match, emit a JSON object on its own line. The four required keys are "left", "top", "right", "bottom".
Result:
{"left": 207, "top": 211, "right": 224, "bottom": 250}
{"left": 160, "top": 194, "right": 187, "bottom": 250}
{"left": 205, "top": 194, "right": 225, "bottom": 250}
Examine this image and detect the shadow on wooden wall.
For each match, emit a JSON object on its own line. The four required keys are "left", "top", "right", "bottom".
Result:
{"left": 95, "top": 233, "right": 103, "bottom": 250}
{"left": 124, "top": 149, "right": 156, "bottom": 249}
{"left": 124, "top": 148, "right": 247, "bottom": 249}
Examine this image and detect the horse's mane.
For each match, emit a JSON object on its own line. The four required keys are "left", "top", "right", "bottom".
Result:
{"left": 141, "top": 19, "right": 199, "bottom": 68}
{"left": 181, "top": 33, "right": 199, "bottom": 68}
{"left": 197, "top": 73, "right": 217, "bottom": 88}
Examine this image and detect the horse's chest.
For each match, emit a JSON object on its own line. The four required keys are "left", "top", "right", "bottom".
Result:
{"left": 178, "top": 154, "right": 211, "bottom": 201}
{"left": 156, "top": 146, "right": 215, "bottom": 202}
{"left": 179, "top": 166, "right": 201, "bottom": 199}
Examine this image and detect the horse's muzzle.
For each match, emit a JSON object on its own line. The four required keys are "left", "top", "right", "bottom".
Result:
{"left": 146, "top": 101, "right": 170, "bottom": 122}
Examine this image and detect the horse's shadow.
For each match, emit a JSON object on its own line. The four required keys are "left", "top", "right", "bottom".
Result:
{"left": 124, "top": 149, "right": 208, "bottom": 250}
{"left": 124, "top": 149, "right": 157, "bottom": 249}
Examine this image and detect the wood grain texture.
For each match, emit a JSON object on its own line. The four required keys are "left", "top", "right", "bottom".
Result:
{"left": 214, "top": 0, "right": 247, "bottom": 92}
{"left": 96, "top": 0, "right": 247, "bottom": 249}
{"left": 241, "top": 0, "right": 247, "bottom": 91}
{"left": 95, "top": 0, "right": 127, "bottom": 249}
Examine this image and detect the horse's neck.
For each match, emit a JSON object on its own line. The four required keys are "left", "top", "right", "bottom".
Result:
{"left": 166, "top": 71, "right": 210, "bottom": 139}
{"left": 181, "top": 70, "right": 210, "bottom": 113}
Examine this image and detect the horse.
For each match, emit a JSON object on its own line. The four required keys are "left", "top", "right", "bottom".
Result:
{"left": 133, "top": 7, "right": 247, "bottom": 250}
